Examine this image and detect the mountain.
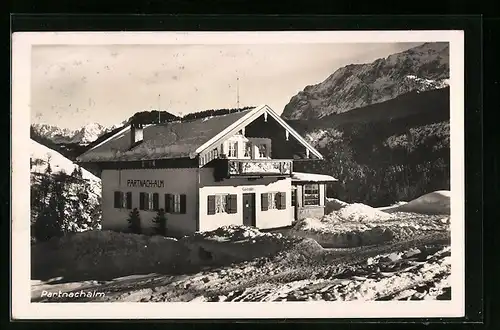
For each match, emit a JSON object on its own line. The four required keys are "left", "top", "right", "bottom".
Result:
{"left": 290, "top": 87, "right": 450, "bottom": 207}
{"left": 281, "top": 42, "right": 449, "bottom": 120}
{"left": 31, "top": 122, "right": 110, "bottom": 145}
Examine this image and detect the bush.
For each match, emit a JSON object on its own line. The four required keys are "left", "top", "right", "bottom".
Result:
{"left": 127, "top": 208, "right": 142, "bottom": 234}
{"left": 152, "top": 208, "right": 168, "bottom": 236}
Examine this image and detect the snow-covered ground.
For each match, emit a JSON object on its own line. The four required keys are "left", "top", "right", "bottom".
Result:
{"left": 290, "top": 194, "right": 449, "bottom": 248}
{"left": 31, "top": 229, "right": 450, "bottom": 302}
{"left": 378, "top": 190, "right": 450, "bottom": 215}
{"left": 30, "top": 139, "right": 99, "bottom": 182}
{"left": 31, "top": 191, "right": 452, "bottom": 303}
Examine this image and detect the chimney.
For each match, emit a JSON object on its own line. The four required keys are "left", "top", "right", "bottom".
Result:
{"left": 130, "top": 122, "right": 144, "bottom": 147}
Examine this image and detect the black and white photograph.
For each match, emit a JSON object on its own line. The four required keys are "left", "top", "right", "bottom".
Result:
{"left": 12, "top": 31, "right": 465, "bottom": 319}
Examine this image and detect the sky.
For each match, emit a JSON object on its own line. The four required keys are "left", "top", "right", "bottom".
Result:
{"left": 31, "top": 42, "right": 423, "bottom": 130}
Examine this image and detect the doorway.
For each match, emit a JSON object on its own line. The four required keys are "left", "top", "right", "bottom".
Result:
{"left": 242, "top": 193, "right": 256, "bottom": 227}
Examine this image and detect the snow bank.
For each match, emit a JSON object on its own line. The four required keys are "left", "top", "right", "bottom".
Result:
{"left": 325, "top": 198, "right": 349, "bottom": 214}
{"left": 31, "top": 230, "right": 188, "bottom": 281}
{"left": 292, "top": 219, "right": 396, "bottom": 248}
{"left": 291, "top": 201, "right": 448, "bottom": 248}
{"left": 32, "top": 226, "right": 314, "bottom": 281}
{"left": 188, "top": 225, "right": 276, "bottom": 242}
{"left": 337, "top": 203, "right": 394, "bottom": 222}
{"left": 180, "top": 225, "right": 304, "bottom": 266}
{"left": 385, "top": 190, "right": 450, "bottom": 215}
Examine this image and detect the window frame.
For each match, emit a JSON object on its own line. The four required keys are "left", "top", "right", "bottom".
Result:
{"left": 228, "top": 141, "right": 238, "bottom": 158}
{"left": 243, "top": 141, "right": 252, "bottom": 158}
{"left": 258, "top": 143, "right": 268, "bottom": 158}
{"left": 267, "top": 192, "right": 278, "bottom": 210}
{"left": 303, "top": 183, "right": 320, "bottom": 206}
{"left": 173, "top": 194, "right": 181, "bottom": 213}
{"left": 215, "top": 194, "right": 227, "bottom": 214}
{"left": 114, "top": 191, "right": 132, "bottom": 209}
{"left": 165, "top": 193, "right": 187, "bottom": 214}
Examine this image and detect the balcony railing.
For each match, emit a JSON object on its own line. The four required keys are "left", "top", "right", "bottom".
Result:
{"left": 227, "top": 159, "right": 293, "bottom": 177}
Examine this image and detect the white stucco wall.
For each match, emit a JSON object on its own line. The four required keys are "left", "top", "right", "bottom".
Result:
{"left": 101, "top": 168, "right": 199, "bottom": 235}
{"left": 198, "top": 168, "right": 293, "bottom": 231}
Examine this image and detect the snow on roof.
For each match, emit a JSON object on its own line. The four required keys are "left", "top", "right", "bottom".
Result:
{"left": 292, "top": 172, "right": 338, "bottom": 183}
{"left": 77, "top": 108, "right": 254, "bottom": 162}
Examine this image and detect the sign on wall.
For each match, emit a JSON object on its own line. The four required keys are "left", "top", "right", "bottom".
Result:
{"left": 126, "top": 179, "right": 165, "bottom": 188}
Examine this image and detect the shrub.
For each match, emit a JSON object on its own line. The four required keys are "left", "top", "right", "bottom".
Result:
{"left": 152, "top": 208, "right": 168, "bottom": 236}
{"left": 127, "top": 208, "right": 142, "bottom": 234}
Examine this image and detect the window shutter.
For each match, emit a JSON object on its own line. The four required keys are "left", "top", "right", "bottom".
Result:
{"left": 207, "top": 195, "right": 216, "bottom": 215}
{"left": 145, "top": 193, "right": 150, "bottom": 210}
{"left": 227, "top": 194, "right": 237, "bottom": 214}
{"left": 114, "top": 191, "right": 121, "bottom": 208}
{"left": 153, "top": 193, "right": 159, "bottom": 211}
{"left": 261, "top": 193, "right": 268, "bottom": 211}
{"left": 165, "top": 194, "right": 172, "bottom": 213}
{"left": 126, "top": 192, "right": 132, "bottom": 209}
{"left": 139, "top": 192, "right": 145, "bottom": 210}
{"left": 180, "top": 194, "right": 187, "bottom": 214}
{"left": 279, "top": 192, "right": 286, "bottom": 210}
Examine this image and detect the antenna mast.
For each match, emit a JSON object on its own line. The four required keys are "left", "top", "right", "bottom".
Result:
{"left": 158, "top": 94, "right": 161, "bottom": 123}
{"left": 236, "top": 76, "right": 240, "bottom": 109}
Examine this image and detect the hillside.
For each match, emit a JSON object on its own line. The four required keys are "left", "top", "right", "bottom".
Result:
{"left": 30, "top": 139, "right": 102, "bottom": 242}
{"left": 30, "top": 139, "right": 100, "bottom": 182}
{"left": 282, "top": 42, "right": 449, "bottom": 120}
{"left": 290, "top": 87, "right": 450, "bottom": 206}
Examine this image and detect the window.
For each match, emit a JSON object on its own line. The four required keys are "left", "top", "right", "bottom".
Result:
{"left": 261, "top": 192, "right": 286, "bottom": 211}
{"left": 207, "top": 194, "right": 237, "bottom": 215}
{"left": 139, "top": 192, "right": 159, "bottom": 211}
{"left": 244, "top": 142, "right": 252, "bottom": 158}
{"left": 228, "top": 141, "right": 238, "bottom": 158}
{"left": 303, "top": 184, "right": 320, "bottom": 206}
{"left": 173, "top": 194, "right": 181, "bottom": 213}
{"left": 216, "top": 194, "right": 227, "bottom": 213}
{"left": 114, "top": 191, "right": 132, "bottom": 209}
{"left": 258, "top": 144, "right": 267, "bottom": 158}
{"left": 268, "top": 192, "right": 278, "bottom": 209}
{"left": 165, "top": 193, "right": 187, "bottom": 214}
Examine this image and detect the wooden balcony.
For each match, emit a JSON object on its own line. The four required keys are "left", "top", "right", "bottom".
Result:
{"left": 212, "top": 158, "right": 293, "bottom": 181}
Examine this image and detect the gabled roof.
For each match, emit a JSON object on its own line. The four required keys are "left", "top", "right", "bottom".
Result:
{"left": 77, "top": 104, "right": 323, "bottom": 163}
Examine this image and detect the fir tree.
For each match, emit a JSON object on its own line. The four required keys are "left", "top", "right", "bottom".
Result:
{"left": 51, "top": 172, "right": 67, "bottom": 232}
{"left": 33, "top": 188, "right": 63, "bottom": 242}
{"left": 44, "top": 161, "right": 52, "bottom": 175}
{"left": 152, "top": 208, "right": 168, "bottom": 236}
{"left": 127, "top": 208, "right": 142, "bottom": 234}
{"left": 71, "top": 166, "right": 81, "bottom": 178}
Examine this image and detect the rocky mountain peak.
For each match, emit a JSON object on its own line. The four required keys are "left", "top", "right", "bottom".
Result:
{"left": 281, "top": 42, "right": 449, "bottom": 120}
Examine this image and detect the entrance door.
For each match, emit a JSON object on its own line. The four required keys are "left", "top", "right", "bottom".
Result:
{"left": 242, "top": 193, "right": 256, "bottom": 227}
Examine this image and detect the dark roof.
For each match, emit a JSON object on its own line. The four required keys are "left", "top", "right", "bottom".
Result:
{"left": 77, "top": 108, "right": 254, "bottom": 162}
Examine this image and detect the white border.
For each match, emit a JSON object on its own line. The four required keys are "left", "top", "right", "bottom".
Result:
{"left": 11, "top": 30, "right": 465, "bottom": 320}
